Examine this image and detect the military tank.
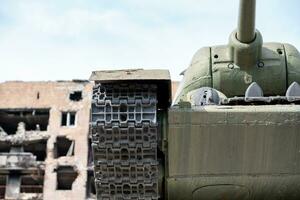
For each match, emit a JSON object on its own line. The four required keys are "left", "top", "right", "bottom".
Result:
{"left": 90, "top": 0, "right": 300, "bottom": 199}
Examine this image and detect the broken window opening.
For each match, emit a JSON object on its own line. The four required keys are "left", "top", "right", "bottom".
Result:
{"left": 20, "top": 174, "right": 44, "bottom": 194}
{"left": 5, "top": 174, "right": 20, "bottom": 199}
{"left": 88, "top": 137, "right": 93, "bottom": 167}
{"left": 0, "top": 143, "right": 11, "bottom": 153}
{"left": 70, "top": 113, "right": 76, "bottom": 126}
{"left": 61, "top": 112, "right": 76, "bottom": 127}
{"left": 86, "top": 171, "right": 96, "bottom": 198}
{"left": 61, "top": 113, "right": 67, "bottom": 126}
{"left": 55, "top": 166, "right": 78, "bottom": 190}
{"left": 0, "top": 109, "right": 50, "bottom": 135}
{"left": 69, "top": 91, "right": 82, "bottom": 101}
{"left": 23, "top": 141, "right": 47, "bottom": 161}
{"left": 54, "top": 136, "right": 75, "bottom": 158}
{"left": 0, "top": 176, "right": 6, "bottom": 199}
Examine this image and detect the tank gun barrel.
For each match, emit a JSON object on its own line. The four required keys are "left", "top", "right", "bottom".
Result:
{"left": 237, "top": 0, "right": 256, "bottom": 43}
{"left": 229, "top": 0, "right": 262, "bottom": 68}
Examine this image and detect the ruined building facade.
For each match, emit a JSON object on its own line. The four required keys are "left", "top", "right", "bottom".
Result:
{"left": 0, "top": 79, "right": 178, "bottom": 200}
{"left": 0, "top": 81, "right": 95, "bottom": 200}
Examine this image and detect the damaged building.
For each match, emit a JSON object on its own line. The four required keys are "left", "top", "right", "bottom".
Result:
{"left": 0, "top": 81, "right": 95, "bottom": 200}
{"left": 0, "top": 77, "right": 178, "bottom": 200}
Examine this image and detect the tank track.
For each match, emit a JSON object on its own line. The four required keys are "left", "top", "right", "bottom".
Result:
{"left": 91, "top": 83, "right": 159, "bottom": 200}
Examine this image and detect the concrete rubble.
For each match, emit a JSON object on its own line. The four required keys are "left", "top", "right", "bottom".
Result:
{"left": 0, "top": 81, "right": 94, "bottom": 200}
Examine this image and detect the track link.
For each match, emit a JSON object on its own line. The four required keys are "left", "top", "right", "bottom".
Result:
{"left": 91, "top": 83, "right": 159, "bottom": 200}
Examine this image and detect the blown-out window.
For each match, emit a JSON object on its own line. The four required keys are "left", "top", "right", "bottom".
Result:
{"left": 61, "top": 112, "right": 76, "bottom": 127}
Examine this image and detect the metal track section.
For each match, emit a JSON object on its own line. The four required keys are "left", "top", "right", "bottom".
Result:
{"left": 91, "top": 83, "right": 159, "bottom": 200}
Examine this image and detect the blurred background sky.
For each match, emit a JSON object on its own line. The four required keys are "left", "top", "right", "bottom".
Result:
{"left": 0, "top": 0, "right": 299, "bottom": 82}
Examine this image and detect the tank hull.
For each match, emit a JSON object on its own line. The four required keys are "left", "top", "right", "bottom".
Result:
{"left": 167, "top": 105, "right": 300, "bottom": 199}
{"left": 167, "top": 175, "right": 300, "bottom": 200}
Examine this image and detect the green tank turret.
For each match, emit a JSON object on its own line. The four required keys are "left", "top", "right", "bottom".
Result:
{"left": 169, "top": 0, "right": 300, "bottom": 199}
{"left": 90, "top": 0, "right": 300, "bottom": 199}
{"left": 174, "top": 0, "right": 300, "bottom": 102}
